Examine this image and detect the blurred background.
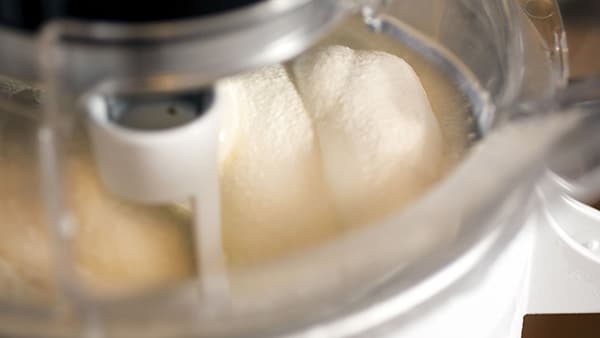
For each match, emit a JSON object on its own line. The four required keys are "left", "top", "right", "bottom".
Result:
{"left": 559, "top": 0, "right": 600, "bottom": 78}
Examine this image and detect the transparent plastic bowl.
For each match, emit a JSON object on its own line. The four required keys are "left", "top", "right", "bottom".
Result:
{"left": 0, "top": 0, "right": 574, "bottom": 337}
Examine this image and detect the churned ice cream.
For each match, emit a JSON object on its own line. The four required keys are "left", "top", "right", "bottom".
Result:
{"left": 220, "top": 45, "right": 444, "bottom": 265}
{"left": 0, "top": 37, "right": 467, "bottom": 299}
